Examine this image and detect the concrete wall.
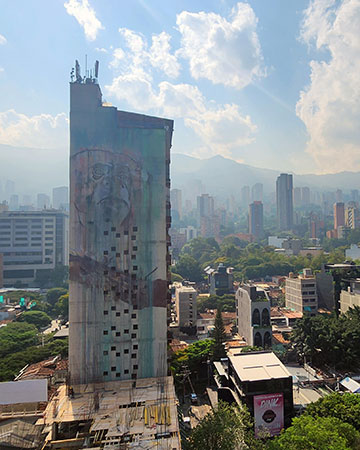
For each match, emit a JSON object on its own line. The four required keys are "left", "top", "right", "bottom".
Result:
{"left": 69, "top": 81, "right": 173, "bottom": 385}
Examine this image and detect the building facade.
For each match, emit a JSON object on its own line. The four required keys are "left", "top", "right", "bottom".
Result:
{"left": 276, "top": 173, "right": 293, "bottom": 231}
{"left": 0, "top": 210, "right": 68, "bottom": 287}
{"left": 206, "top": 263, "right": 234, "bottom": 296}
{"left": 340, "top": 279, "right": 360, "bottom": 314}
{"left": 175, "top": 284, "right": 197, "bottom": 328}
{"left": 236, "top": 284, "right": 272, "bottom": 348}
{"left": 170, "top": 188, "right": 182, "bottom": 221}
{"left": 285, "top": 269, "right": 317, "bottom": 315}
{"left": 69, "top": 69, "right": 173, "bottom": 385}
{"left": 334, "top": 202, "right": 345, "bottom": 230}
{"left": 248, "top": 201, "right": 264, "bottom": 239}
{"left": 52, "top": 186, "right": 69, "bottom": 210}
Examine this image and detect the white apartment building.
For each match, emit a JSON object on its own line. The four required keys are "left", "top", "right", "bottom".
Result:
{"left": 0, "top": 210, "right": 69, "bottom": 287}
{"left": 175, "top": 284, "right": 197, "bottom": 328}
{"left": 285, "top": 268, "right": 317, "bottom": 315}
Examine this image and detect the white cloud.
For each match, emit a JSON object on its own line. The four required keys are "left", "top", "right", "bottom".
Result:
{"left": 64, "top": 0, "right": 103, "bottom": 41}
{"left": 0, "top": 110, "right": 68, "bottom": 149}
{"left": 0, "top": 34, "right": 6, "bottom": 45}
{"left": 149, "top": 32, "right": 180, "bottom": 78}
{"left": 176, "top": 2, "right": 264, "bottom": 89}
{"left": 106, "top": 77, "right": 256, "bottom": 158}
{"left": 297, "top": 0, "right": 360, "bottom": 172}
{"left": 95, "top": 47, "right": 108, "bottom": 53}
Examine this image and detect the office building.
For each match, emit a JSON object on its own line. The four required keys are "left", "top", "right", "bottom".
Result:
{"left": 170, "top": 188, "right": 182, "bottom": 221}
{"left": 69, "top": 64, "right": 173, "bottom": 386}
{"left": 346, "top": 244, "right": 360, "bottom": 260}
{"left": 251, "top": 183, "right": 263, "bottom": 202}
{"left": 335, "top": 189, "right": 343, "bottom": 203}
{"left": 37, "top": 193, "right": 50, "bottom": 210}
{"left": 175, "top": 284, "right": 197, "bottom": 328}
{"left": 215, "top": 351, "right": 293, "bottom": 435}
{"left": 179, "top": 225, "right": 198, "bottom": 242}
{"left": 236, "top": 284, "right": 272, "bottom": 348}
{"left": 293, "top": 187, "right": 301, "bottom": 207}
{"left": 52, "top": 186, "right": 69, "bottom": 210}
{"left": 9, "top": 194, "right": 19, "bottom": 211}
{"left": 334, "top": 202, "right": 345, "bottom": 231}
{"left": 285, "top": 269, "right": 317, "bottom": 315}
{"left": 276, "top": 174, "right": 293, "bottom": 231}
{"left": 345, "top": 205, "right": 359, "bottom": 229}
{"left": 0, "top": 210, "right": 68, "bottom": 287}
{"left": 301, "top": 187, "right": 310, "bottom": 205}
{"left": 351, "top": 189, "right": 359, "bottom": 204}
{"left": 197, "top": 194, "right": 214, "bottom": 224}
{"left": 248, "top": 201, "right": 264, "bottom": 239}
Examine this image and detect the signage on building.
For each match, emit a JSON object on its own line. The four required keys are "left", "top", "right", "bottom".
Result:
{"left": 253, "top": 392, "right": 284, "bottom": 438}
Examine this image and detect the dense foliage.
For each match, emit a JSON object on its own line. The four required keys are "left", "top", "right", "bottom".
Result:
{"left": 18, "top": 310, "right": 52, "bottom": 329}
{"left": 0, "top": 322, "right": 38, "bottom": 358}
{"left": 197, "top": 294, "right": 236, "bottom": 312}
{"left": 290, "top": 307, "right": 360, "bottom": 370}
{"left": 170, "top": 339, "right": 212, "bottom": 380}
{"left": 184, "top": 401, "right": 262, "bottom": 450}
{"left": 268, "top": 415, "right": 360, "bottom": 450}
{"left": 211, "top": 309, "right": 226, "bottom": 360}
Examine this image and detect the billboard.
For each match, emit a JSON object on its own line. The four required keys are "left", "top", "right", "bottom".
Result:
{"left": 0, "top": 379, "right": 48, "bottom": 405}
{"left": 253, "top": 393, "right": 284, "bottom": 438}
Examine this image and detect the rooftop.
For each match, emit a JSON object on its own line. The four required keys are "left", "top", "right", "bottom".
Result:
{"left": 228, "top": 351, "right": 291, "bottom": 382}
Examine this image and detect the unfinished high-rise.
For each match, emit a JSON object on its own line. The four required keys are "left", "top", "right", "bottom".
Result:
{"left": 69, "top": 61, "right": 173, "bottom": 385}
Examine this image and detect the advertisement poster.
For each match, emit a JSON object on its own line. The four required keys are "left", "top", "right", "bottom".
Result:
{"left": 254, "top": 393, "right": 284, "bottom": 438}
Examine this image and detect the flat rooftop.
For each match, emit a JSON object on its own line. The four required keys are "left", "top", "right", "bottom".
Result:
{"left": 228, "top": 351, "right": 291, "bottom": 382}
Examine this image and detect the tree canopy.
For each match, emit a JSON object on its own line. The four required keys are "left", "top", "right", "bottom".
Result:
{"left": 0, "top": 322, "right": 38, "bottom": 358}
{"left": 18, "top": 310, "right": 52, "bottom": 329}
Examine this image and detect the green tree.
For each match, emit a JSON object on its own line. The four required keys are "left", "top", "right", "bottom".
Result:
{"left": 54, "top": 294, "right": 69, "bottom": 320}
{"left": 173, "top": 254, "right": 203, "bottom": 282}
{"left": 305, "top": 393, "right": 360, "bottom": 431}
{"left": 19, "top": 310, "right": 52, "bottom": 329}
{"left": 0, "top": 322, "right": 38, "bottom": 358}
{"left": 184, "top": 401, "right": 262, "bottom": 450}
{"left": 46, "top": 288, "right": 68, "bottom": 307}
{"left": 268, "top": 415, "right": 360, "bottom": 450}
{"left": 212, "top": 309, "right": 226, "bottom": 360}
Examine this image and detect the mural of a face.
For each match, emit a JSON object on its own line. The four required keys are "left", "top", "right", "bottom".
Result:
{"left": 90, "top": 161, "right": 131, "bottom": 223}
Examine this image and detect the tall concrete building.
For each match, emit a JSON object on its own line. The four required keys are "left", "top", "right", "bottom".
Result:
{"left": 175, "top": 284, "right": 197, "bottom": 328}
{"left": 285, "top": 268, "right": 317, "bottom": 315}
{"left": 334, "top": 202, "right": 345, "bottom": 230}
{"left": 276, "top": 174, "right": 293, "bottom": 231}
{"left": 241, "top": 185, "right": 250, "bottom": 208}
{"left": 69, "top": 63, "right": 173, "bottom": 386}
{"left": 0, "top": 210, "right": 68, "bottom": 287}
{"left": 37, "top": 193, "right": 50, "bottom": 210}
{"left": 170, "top": 188, "right": 182, "bottom": 221}
{"left": 248, "top": 201, "right": 264, "bottom": 239}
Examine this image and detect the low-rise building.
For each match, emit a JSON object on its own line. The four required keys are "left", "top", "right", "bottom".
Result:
{"left": 340, "top": 279, "right": 360, "bottom": 314}
{"left": 214, "top": 351, "right": 293, "bottom": 436}
{"left": 205, "top": 263, "right": 234, "bottom": 296}
{"left": 346, "top": 244, "right": 360, "bottom": 260}
{"left": 285, "top": 268, "right": 317, "bottom": 315}
{"left": 236, "top": 284, "right": 272, "bottom": 348}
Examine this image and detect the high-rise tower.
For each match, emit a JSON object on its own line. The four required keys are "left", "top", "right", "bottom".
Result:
{"left": 276, "top": 174, "right": 293, "bottom": 231}
{"left": 249, "top": 201, "right": 264, "bottom": 239}
{"left": 69, "top": 61, "right": 173, "bottom": 386}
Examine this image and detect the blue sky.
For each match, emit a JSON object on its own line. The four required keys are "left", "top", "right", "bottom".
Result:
{"left": 0, "top": 0, "right": 359, "bottom": 179}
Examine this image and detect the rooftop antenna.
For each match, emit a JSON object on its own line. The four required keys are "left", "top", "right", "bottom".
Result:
{"left": 75, "top": 60, "right": 81, "bottom": 82}
{"left": 85, "top": 54, "right": 88, "bottom": 78}
{"left": 95, "top": 60, "right": 99, "bottom": 79}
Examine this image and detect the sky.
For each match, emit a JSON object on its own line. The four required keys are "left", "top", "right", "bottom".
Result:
{"left": 0, "top": 0, "right": 360, "bottom": 181}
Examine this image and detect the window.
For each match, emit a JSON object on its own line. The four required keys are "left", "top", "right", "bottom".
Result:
{"left": 111, "top": 227, "right": 116, "bottom": 232}
{"left": 131, "top": 313, "right": 137, "bottom": 319}
{"left": 111, "top": 306, "right": 116, "bottom": 311}
{"left": 124, "top": 349, "right": 129, "bottom": 354}
{"left": 131, "top": 353, "right": 136, "bottom": 359}
{"left": 131, "top": 333, "right": 137, "bottom": 339}
{"left": 103, "top": 330, "right": 108, "bottom": 335}
{"left": 124, "top": 250, "right": 129, "bottom": 255}
{"left": 133, "top": 365, "right": 138, "bottom": 370}
{"left": 124, "top": 309, "right": 129, "bottom": 314}
{"left": 111, "top": 246, "right": 116, "bottom": 251}
{"left": 133, "top": 227, "right": 138, "bottom": 232}
{"left": 116, "top": 233, "right": 120, "bottom": 238}
{"left": 116, "top": 332, "right": 121, "bottom": 337}
{"left": 116, "top": 312, "right": 120, "bottom": 317}
{"left": 116, "top": 373, "right": 121, "bottom": 377}
{"left": 111, "top": 366, "right": 116, "bottom": 371}
{"left": 124, "top": 230, "right": 129, "bottom": 235}
{"left": 131, "top": 255, "right": 136, "bottom": 260}
{"left": 111, "top": 326, "right": 116, "bottom": 331}
{"left": 133, "top": 266, "right": 138, "bottom": 271}
{"left": 116, "top": 352, "right": 120, "bottom": 357}
{"left": 104, "top": 231, "right": 108, "bottom": 236}
{"left": 111, "top": 346, "right": 116, "bottom": 351}
{"left": 133, "top": 246, "right": 137, "bottom": 251}
{"left": 103, "top": 371, "right": 108, "bottom": 376}
{"left": 131, "top": 235, "right": 136, "bottom": 241}
{"left": 133, "top": 344, "right": 138, "bottom": 350}
{"left": 124, "top": 329, "right": 129, "bottom": 334}
{"left": 124, "top": 369, "right": 129, "bottom": 374}
{"left": 133, "top": 324, "right": 138, "bottom": 330}
{"left": 103, "top": 351, "right": 108, "bottom": 356}
{"left": 104, "top": 310, "right": 108, "bottom": 315}
{"left": 116, "top": 252, "right": 120, "bottom": 257}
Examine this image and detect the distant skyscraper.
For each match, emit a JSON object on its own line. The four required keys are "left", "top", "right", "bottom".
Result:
{"left": 249, "top": 201, "right": 264, "bottom": 239}
{"left": 197, "top": 194, "right": 214, "bottom": 224}
{"left": 37, "top": 193, "right": 50, "bottom": 210}
{"left": 276, "top": 174, "right": 293, "bottom": 231}
{"left": 9, "top": 194, "right": 19, "bottom": 211}
{"left": 293, "top": 187, "right": 301, "bottom": 207}
{"left": 251, "top": 183, "right": 263, "bottom": 202}
{"left": 334, "top": 202, "right": 345, "bottom": 230}
{"left": 301, "top": 187, "right": 310, "bottom": 205}
{"left": 170, "top": 189, "right": 182, "bottom": 221}
{"left": 335, "top": 189, "right": 343, "bottom": 203}
{"left": 241, "top": 185, "right": 250, "bottom": 208}
{"left": 53, "top": 186, "right": 69, "bottom": 210}
{"left": 69, "top": 64, "right": 173, "bottom": 386}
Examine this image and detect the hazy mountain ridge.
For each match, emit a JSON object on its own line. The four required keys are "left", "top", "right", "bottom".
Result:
{"left": 171, "top": 153, "right": 360, "bottom": 197}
